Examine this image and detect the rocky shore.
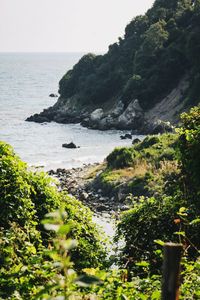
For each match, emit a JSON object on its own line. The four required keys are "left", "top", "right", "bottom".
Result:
{"left": 26, "top": 97, "right": 174, "bottom": 135}
{"left": 48, "top": 163, "right": 129, "bottom": 214}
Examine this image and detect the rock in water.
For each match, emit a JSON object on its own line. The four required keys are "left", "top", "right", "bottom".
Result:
{"left": 62, "top": 142, "right": 79, "bottom": 149}
{"left": 120, "top": 133, "right": 132, "bottom": 140}
{"left": 49, "top": 93, "right": 58, "bottom": 97}
{"left": 26, "top": 114, "right": 49, "bottom": 123}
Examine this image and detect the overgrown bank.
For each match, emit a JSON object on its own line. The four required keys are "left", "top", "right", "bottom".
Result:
{"left": 1, "top": 106, "right": 200, "bottom": 299}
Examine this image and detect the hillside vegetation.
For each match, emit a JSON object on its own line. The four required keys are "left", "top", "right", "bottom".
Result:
{"left": 1, "top": 106, "right": 200, "bottom": 298}
{"left": 27, "top": 0, "right": 200, "bottom": 131}
{"left": 59, "top": 0, "right": 200, "bottom": 111}
{"left": 0, "top": 143, "right": 107, "bottom": 298}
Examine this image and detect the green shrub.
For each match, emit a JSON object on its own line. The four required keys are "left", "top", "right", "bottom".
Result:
{"left": 178, "top": 105, "right": 200, "bottom": 196}
{"left": 107, "top": 147, "right": 135, "bottom": 169}
{"left": 0, "top": 141, "right": 107, "bottom": 272}
{"left": 136, "top": 136, "right": 160, "bottom": 149}
{"left": 114, "top": 108, "right": 200, "bottom": 275}
{"left": 128, "top": 175, "right": 150, "bottom": 197}
{"left": 116, "top": 196, "right": 181, "bottom": 274}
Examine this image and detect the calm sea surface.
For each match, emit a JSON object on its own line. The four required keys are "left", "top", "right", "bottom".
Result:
{"left": 0, "top": 53, "right": 140, "bottom": 170}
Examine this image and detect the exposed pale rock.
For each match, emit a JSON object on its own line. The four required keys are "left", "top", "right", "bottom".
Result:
{"left": 90, "top": 108, "right": 104, "bottom": 122}
{"left": 111, "top": 100, "right": 124, "bottom": 117}
{"left": 118, "top": 99, "right": 144, "bottom": 129}
{"left": 98, "top": 115, "right": 116, "bottom": 130}
{"left": 151, "top": 120, "right": 174, "bottom": 134}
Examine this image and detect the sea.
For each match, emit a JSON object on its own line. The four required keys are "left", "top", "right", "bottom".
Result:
{"left": 0, "top": 52, "right": 140, "bottom": 171}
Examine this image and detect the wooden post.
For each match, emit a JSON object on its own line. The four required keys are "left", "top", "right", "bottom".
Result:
{"left": 162, "top": 243, "right": 183, "bottom": 300}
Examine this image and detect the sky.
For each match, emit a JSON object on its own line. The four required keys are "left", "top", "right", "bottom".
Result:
{"left": 0, "top": 0, "right": 154, "bottom": 53}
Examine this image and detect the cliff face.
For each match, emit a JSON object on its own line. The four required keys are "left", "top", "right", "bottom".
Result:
{"left": 27, "top": 0, "right": 200, "bottom": 133}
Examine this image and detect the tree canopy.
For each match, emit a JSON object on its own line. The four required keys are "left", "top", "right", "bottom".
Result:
{"left": 59, "top": 0, "right": 200, "bottom": 110}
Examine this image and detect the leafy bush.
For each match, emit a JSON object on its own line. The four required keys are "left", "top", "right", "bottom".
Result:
{"left": 138, "top": 136, "right": 160, "bottom": 148}
{"left": 128, "top": 174, "right": 150, "bottom": 197}
{"left": 181, "top": 257, "right": 200, "bottom": 299}
{"left": 178, "top": 105, "right": 200, "bottom": 195}
{"left": 114, "top": 108, "right": 200, "bottom": 275}
{"left": 116, "top": 196, "right": 181, "bottom": 274}
{"left": 2, "top": 142, "right": 107, "bottom": 269}
{"left": 107, "top": 147, "right": 135, "bottom": 169}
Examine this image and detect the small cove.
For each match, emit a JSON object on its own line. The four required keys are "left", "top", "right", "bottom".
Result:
{"left": 0, "top": 52, "right": 139, "bottom": 250}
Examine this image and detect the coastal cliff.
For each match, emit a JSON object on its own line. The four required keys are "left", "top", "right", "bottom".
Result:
{"left": 27, "top": 0, "right": 200, "bottom": 133}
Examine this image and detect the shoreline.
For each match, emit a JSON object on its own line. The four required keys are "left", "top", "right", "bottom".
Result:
{"left": 48, "top": 162, "right": 127, "bottom": 215}
{"left": 48, "top": 162, "right": 122, "bottom": 241}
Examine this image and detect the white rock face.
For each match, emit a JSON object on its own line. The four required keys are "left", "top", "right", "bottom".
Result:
{"left": 118, "top": 99, "right": 143, "bottom": 128}
{"left": 112, "top": 100, "right": 124, "bottom": 117}
{"left": 90, "top": 108, "right": 104, "bottom": 122}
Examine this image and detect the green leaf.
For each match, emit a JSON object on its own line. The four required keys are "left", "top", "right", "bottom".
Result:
{"left": 136, "top": 261, "right": 149, "bottom": 267}
{"left": 177, "top": 207, "right": 188, "bottom": 216}
{"left": 174, "top": 231, "right": 185, "bottom": 237}
{"left": 58, "top": 224, "right": 70, "bottom": 235}
{"left": 154, "top": 239, "right": 165, "bottom": 246}
{"left": 190, "top": 218, "right": 200, "bottom": 225}
{"left": 151, "top": 290, "right": 161, "bottom": 299}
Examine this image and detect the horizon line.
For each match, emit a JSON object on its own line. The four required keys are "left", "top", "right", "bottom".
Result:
{"left": 0, "top": 50, "right": 106, "bottom": 54}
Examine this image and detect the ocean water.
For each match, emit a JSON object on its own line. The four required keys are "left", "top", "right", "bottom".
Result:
{"left": 0, "top": 53, "right": 140, "bottom": 170}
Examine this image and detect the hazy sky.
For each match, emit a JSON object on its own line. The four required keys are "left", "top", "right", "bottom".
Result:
{"left": 0, "top": 0, "right": 154, "bottom": 53}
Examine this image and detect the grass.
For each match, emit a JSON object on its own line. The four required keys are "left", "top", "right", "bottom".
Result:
{"left": 95, "top": 133, "right": 179, "bottom": 199}
{"left": 84, "top": 163, "right": 106, "bottom": 180}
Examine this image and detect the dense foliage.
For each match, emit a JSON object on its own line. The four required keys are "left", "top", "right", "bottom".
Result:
{"left": 0, "top": 142, "right": 107, "bottom": 298}
{"left": 98, "top": 134, "right": 177, "bottom": 197}
{"left": 178, "top": 105, "right": 200, "bottom": 197}
{"left": 1, "top": 106, "right": 200, "bottom": 298}
{"left": 113, "top": 106, "right": 200, "bottom": 275}
{"left": 59, "top": 0, "right": 200, "bottom": 110}
{"left": 107, "top": 147, "right": 136, "bottom": 169}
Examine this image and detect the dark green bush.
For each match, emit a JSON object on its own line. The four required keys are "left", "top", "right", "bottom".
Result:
{"left": 115, "top": 107, "right": 200, "bottom": 275}
{"left": 0, "top": 141, "right": 107, "bottom": 272}
{"left": 106, "top": 147, "right": 135, "bottom": 169}
{"left": 137, "top": 136, "right": 160, "bottom": 149}
{"left": 128, "top": 175, "right": 150, "bottom": 197}
{"left": 178, "top": 105, "right": 200, "bottom": 194}
{"left": 116, "top": 196, "right": 181, "bottom": 274}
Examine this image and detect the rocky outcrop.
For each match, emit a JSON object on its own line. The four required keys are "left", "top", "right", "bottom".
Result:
{"left": 26, "top": 0, "right": 200, "bottom": 133}
{"left": 79, "top": 99, "right": 144, "bottom": 130}
{"left": 26, "top": 96, "right": 91, "bottom": 124}
{"left": 90, "top": 108, "right": 104, "bottom": 122}
{"left": 26, "top": 76, "right": 189, "bottom": 133}
{"left": 27, "top": 95, "right": 145, "bottom": 131}
{"left": 149, "top": 120, "right": 174, "bottom": 135}
{"left": 118, "top": 99, "right": 144, "bottom": 130}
